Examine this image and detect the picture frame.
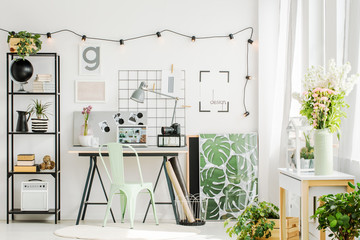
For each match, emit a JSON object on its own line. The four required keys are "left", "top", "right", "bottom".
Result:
{"left": 79, "top": 44, "right": 101, "bottom": 76}
{"left": 75, "top": 80, "right": 106, "bottom": 102}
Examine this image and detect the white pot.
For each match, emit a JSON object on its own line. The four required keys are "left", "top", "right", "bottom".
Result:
{"left": 78, "top": 135, "right": 93, "bottom": 147}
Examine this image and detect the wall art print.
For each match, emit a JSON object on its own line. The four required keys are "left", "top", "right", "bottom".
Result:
{"left": 199, "top": 133, "right": 258, "bottom": 220}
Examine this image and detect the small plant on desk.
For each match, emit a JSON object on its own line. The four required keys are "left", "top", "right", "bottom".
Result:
{"left": 312, "top": 182, "right": 360, "bottom": 240}
{"left": 224, "top": 200, "right": 279, "bottom": 240}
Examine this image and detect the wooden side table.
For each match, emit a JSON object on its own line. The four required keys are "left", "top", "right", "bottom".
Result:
{"left": 279, "top": 168, "right": 355, "bottom": 240}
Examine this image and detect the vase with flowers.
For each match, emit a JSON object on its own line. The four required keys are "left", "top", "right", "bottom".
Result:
{"left": 78, "top": 105, "right": 93, "bottom": 147}
{"left": 294, "top": 59, "right": 359, "bottom": 175}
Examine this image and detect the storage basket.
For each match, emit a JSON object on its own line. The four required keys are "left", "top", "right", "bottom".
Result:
{"left": 175, "top": 194, "right": 208, "bottom": 226}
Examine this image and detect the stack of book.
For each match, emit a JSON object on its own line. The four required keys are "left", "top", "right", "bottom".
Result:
{"left": 14, "top": 154, "right": 39, "bottom": 172}
{"left": 32, "top": 74, "right": 55, "bottom": 93}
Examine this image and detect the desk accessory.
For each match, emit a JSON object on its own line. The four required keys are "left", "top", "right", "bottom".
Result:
{"left": 157, "top": 134, "right": 185, "bottom": 147}
{"left": 131, "top": 81, "right": 179, "bottom": 127}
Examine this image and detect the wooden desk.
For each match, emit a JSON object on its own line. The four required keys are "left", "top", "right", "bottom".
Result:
{"left": 69, "top": 146, "right": 188, "bottom": 225}
{"left": 279, "top": 168, "right": 354, "bottom": 240}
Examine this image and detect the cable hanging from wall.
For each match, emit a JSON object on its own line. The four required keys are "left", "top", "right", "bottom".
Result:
{"left": 0, "top": 26, "right": 254, "bottom": 117}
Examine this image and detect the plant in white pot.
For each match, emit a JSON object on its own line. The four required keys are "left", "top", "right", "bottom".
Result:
{"left": 27, "top": 99, "right": 51, "bottom": 132}
{"left": 78, "top": 105, "right": 93, "bottom": 147}
{"left": 293, "top": 59, "right": 359, "bottom": 175}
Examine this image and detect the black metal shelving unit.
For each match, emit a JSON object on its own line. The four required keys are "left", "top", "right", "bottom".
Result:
{"left": 6, "top": 52, "right": 61, "bottom": 224}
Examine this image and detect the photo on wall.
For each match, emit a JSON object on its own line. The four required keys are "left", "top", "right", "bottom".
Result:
{"left": 75, "top": 80, "right": 106, "bottom": 102}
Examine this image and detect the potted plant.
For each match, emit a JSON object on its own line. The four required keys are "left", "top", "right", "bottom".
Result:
{"left": 27, "top": 99, "right": 51, "bottom": 132}
{"left": 293, "top": 59, "right": 359, "bottom": 175}
{"left": 300, "top": 132, "right": 314, "bottom": 169}
{"left": 8, "top": 31, "right": 42, "bottom": 60}
{"left": 224, "top": 200, "right": 280, "bottom": 239}
{"left": 312, "top": 182, "right": 360, "bottom": 240}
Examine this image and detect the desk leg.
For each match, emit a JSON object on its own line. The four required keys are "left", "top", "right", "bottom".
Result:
{"left": 76, "top": 156, "right": 93, "bottom": 225}
{"left": 81, "top": 157, "right": 97, "bottom": 220}
{"left": 163, "top": 156, "right": 179, "bottom": 224}
{"left": 301, "top": 181, "right": 309, "bottom": 240}
{"left": 280, "top": 187, "right": 286, "bottom": 240}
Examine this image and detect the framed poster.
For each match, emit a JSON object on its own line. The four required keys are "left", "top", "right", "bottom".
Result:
{"left": 79, "top": 44, "right": 101, "bottom": 75}
{"left": 75, "top": 80, "right": 106, "bottom": 102}
{"left": 199, "top": 133, "right": 258, "bottom": 220}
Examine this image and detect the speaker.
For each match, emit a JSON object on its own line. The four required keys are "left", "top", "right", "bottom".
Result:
{"left": 21, "top": 181, "right": 49, "bottom": 211}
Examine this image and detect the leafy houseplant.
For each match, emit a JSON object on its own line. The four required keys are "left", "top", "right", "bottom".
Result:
{"left": 312, "top": 182, "right": 360, "bottom": 240}
{"left": 224, "top": 200, "right": 279, "bottom": 240}
{"left": 27, "top": 99, "right": 51, "bottom": 132}
{"left": 27, "top": 99, "right": 51, "bottom": 119}
{"left": 7, "top": 31, "right": 42, "bottom": 60}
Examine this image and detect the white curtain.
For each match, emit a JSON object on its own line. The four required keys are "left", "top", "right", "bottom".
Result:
{"left": 338, "top": 0, "right": 360, "bottom": 180}
{"left": 258, "top": 0, "right": 300, "bottom": 204}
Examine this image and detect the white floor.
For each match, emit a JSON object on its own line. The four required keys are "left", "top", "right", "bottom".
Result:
{"left": 0, "top": 220, "right": 232, "bottom": 240}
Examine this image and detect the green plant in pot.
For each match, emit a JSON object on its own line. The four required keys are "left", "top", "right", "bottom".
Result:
{"left": 311, "top": 182, "right": 360, "bottom": 240}
{"left": 300, "top": 132, "right": 314, "bottom": 169}
{"left": 27, "top": 99, "right": 51, "bottom": 132}
{"left": 224, "top": 200, "right": 279, "bottom": 240}
{"left": 8, "top": 31, "right": 42, "bottom": 60}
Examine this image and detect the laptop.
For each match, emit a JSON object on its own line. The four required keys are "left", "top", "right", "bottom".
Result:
{"left": 116, "top": 126, "right": 147, "bottom": 147}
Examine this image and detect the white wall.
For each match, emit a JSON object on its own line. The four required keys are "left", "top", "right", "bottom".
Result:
{"left": 0, "top": 0, "right": 258, "bottom": 221}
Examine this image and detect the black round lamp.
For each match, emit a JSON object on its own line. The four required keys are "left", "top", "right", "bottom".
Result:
{"left": 10, "top": 59, "right": 34, "bottom": 92}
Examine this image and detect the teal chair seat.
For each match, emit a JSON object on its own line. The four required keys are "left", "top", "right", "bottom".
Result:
{"left": 99, "top": 143, "right": 159, "bottom": 228}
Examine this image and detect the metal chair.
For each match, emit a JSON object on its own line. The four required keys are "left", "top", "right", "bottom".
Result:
{"left": 99, "top": 143, "right": 159, "bottom": 228}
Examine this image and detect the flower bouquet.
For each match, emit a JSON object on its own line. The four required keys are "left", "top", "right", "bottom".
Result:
{"left": 294, "top": 59, "right": 359, "bottom": 174}
{"left": 78, "top": 105, "right": 93, "bottom": 147}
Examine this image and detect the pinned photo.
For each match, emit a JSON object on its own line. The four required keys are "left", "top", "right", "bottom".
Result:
{"left": 98, "top": 120, "right": 110, "bottom": 133}
{"left": 128, "top": 113, "right": 137, "bottom": 124}
{"left": 113, "top": 113, "right": 125, "bottom": 126}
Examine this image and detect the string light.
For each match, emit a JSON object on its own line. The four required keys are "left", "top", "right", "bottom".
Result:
{"left": 0, "top": 26, "right": 254, "bottom": 115}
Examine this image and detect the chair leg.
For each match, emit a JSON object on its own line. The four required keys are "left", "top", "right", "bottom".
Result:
{"left": 129, "top": 194, "right": 137, "bottom": 229}
{"left": 103, "top": 187, "right": 115, "bottom": 227}
{"left": 148, "top": 189, "right": 159, "bottom": 225}
{"left": 120, "top": 192, "right": 127, "bottom": 223}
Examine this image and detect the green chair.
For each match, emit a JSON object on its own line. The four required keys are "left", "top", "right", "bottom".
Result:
{"left": 99, "top": 143, "right": 159, "bottom": 228}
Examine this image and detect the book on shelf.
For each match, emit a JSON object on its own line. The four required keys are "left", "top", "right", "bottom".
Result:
{"left": 17, "top": 160, "right": 35, "bottom": 166}
{"left": 17, "top": 154, "right": 35, "bottom": 161}
{"left": 35, "top": 74, "right": 52, "bottom": 82}
{"left": 14, "top": 164, "right": 40, "bottom": 172}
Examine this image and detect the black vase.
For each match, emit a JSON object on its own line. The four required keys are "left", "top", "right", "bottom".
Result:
{"left": 10, "top": 59, "right": 33, "bottom": 91}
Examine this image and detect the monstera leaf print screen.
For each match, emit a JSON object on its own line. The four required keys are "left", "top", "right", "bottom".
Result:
{"left": 199, "top": 133, "right": 258, "bottom": 220}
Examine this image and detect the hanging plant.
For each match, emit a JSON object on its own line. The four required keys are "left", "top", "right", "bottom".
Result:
{"left": 7, "top": 31, "right": 42, "bottom": 60}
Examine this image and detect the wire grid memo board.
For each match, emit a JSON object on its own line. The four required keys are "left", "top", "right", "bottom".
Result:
{"left": 118, "top": 70, "right": 186, "bottom": 146}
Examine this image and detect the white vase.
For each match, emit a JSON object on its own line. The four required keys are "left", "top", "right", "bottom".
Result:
{"left": 78, "top": 135, "right": 93, "bottom": 147}
{"left": 314, "top": 129, "right": 333, "bottom": 175}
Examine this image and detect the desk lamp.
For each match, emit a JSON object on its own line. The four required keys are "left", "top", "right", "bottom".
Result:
{"left": 131, "top": 82, "right": 180, "bottom": 135}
